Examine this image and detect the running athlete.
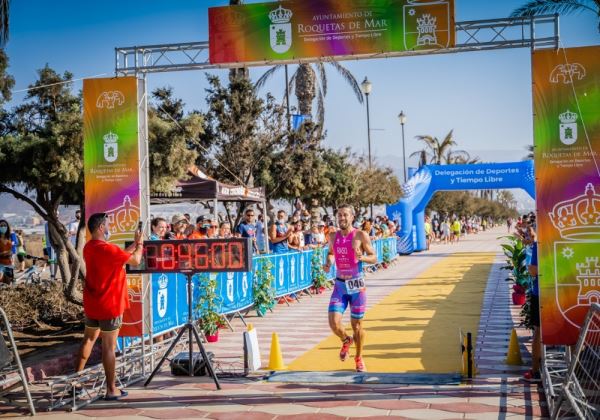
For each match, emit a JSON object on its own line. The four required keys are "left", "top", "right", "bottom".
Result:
{"left": 323, "top": 204, "right": 377, "bottom": 372}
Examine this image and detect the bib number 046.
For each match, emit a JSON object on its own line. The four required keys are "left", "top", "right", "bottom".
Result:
{"left": 346, "top": 278, "right": 365, "bottom": 294}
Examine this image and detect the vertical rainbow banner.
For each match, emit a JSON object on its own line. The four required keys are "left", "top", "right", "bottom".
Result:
{"left": 83, "top": 77, "right": 144, "bottom": 337}
{"left": 209, "top": 0, "right": 455, "bottom": 65}
{"left": 532, "top": 46, "right": 600, "bottom": 345}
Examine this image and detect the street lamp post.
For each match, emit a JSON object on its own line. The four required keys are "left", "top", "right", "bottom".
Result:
{"left": 398, "top": 111, "right": 407, "bottom": 183}
{"left": 360, "top": 77, "right": 373, "bottom": 218}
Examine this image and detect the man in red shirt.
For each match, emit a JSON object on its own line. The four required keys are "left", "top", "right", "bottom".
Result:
{"left": 75, "top": 213, "right": 143, "bottom": 400}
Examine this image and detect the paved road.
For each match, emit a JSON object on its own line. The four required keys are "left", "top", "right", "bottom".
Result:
{"left": 2, "top": 226, "right": 547, "bottom": 419}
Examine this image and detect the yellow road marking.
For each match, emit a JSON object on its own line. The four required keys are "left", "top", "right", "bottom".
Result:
{"left": 287, "top": 252, "right": 496, "bottom": 373}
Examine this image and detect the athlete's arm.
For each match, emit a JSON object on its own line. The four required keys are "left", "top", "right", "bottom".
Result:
{"left": 323, "top": 232, "right": 335, "bottom": 272}
{"left": 356, "top": 231, "right": 377, "bottom": 265}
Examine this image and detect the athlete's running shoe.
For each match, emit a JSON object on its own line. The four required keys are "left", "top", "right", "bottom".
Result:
{"left": 339, "top": 336, "right": 353, "bottom": 361}
{"left": 355, "top": 356, "right": 366, "bottom": 372}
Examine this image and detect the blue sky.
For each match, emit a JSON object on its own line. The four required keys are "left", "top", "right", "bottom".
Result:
{"left": 6, "top": 0, "right": 600, "bottom": 176}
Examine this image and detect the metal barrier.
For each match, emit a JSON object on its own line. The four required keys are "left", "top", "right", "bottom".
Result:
{"left": 0, "top": 307, "right": 36, "bottom": 416}
{"left": 552, "top": 303, "right": 600, "bottom": 420}
{"left": 37, "top": 332, "right": 185, "bottom": 412}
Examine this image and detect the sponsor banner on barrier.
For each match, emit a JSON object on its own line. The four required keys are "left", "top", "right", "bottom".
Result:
{"left": 151, "top": 273, "right": 180, "bottom": 333}
{"left": 150, "top": 239, "right": 395, "bottom": 335}
{"left": 532, "top": 46, "right": 600, "bottom": 345}
{"left": 83, "top": 77, "right": 144, "bottom": 337}
{"left": 209, "top": 0, "right": 455, "bottom": 65}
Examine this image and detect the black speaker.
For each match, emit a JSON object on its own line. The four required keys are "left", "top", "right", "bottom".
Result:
{"left": 170, "top": 351, "right": 214, "bottom": 376}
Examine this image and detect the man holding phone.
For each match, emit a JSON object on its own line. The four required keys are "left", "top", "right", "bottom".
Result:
{"left": 75, "top": 213, "right": 144, "bottom": 401}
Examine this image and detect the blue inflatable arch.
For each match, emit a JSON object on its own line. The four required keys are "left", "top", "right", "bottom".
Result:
{"left": 386, "top": 161, "right": 535, "bottom": 254}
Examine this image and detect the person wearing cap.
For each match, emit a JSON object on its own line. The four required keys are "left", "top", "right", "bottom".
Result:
{"left": 188, "top": 215, "right": 209, "bottom": 239}
{"left": 171, "top": 214, "right": 189, "bottom": 240}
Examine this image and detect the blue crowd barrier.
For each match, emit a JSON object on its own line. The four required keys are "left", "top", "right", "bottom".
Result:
{"left": 150, "top": 237, "right": 397, "bottom": 335}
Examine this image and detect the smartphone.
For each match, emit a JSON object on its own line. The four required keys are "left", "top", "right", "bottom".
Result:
{"left": 137, "top": 220, "right": 143, "bottom": 233}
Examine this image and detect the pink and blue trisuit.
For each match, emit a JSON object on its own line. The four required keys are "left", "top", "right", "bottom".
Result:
{"left": 328, "top": 228, "right": 367, "bottom": 319}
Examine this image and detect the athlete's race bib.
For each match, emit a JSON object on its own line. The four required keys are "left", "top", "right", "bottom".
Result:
{"left": 345, "top": 278, "right": 365, "bottom": 295}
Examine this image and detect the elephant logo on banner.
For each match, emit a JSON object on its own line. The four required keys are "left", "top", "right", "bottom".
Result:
{"left": 157, "top": 274, "right": 168, "bottom": 319}
{"left": 550, "top": 63, "right": 586, "bottom": 84}
{"left": 242, "top": 272, "right": 248, "bottom": 298}
{"left": 269, "top": 5, "right": 292, "bottom": 54}
{"left": 227, "top": 272, "right": 234, "bottom": 302}
{"left": 290, "top": 255, "right": 296, "bottom": 284}
{"left": 96, "top": 90, "right": 125, "bottom": 109}
{"left": 278, "top": 258, "right": 284, "bottom": 287}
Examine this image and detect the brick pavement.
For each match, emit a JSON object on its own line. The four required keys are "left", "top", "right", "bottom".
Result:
{"left": 0, "top": 227, "right": 548, "bottom": 419}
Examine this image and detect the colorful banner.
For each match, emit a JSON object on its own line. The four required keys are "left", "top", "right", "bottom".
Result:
{"left": 83, "top": 77, "right": 144, "bottom": 337}
{"left": 209, "top": 0, "right": 455, "bottom": 65}
{"left": 532, "top": 46, "right": 600, "bottom": 345}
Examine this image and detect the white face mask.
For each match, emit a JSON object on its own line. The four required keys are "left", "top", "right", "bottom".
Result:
{"left": 0, "top": 226, "right": 7, "bottom": 234}
{"left": 103, "top": 225, "right": 111, "bottom": 241}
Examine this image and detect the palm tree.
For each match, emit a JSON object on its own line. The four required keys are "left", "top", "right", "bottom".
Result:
{"left": 511, "top": 0, "right": 600, "bottom": 33}
{"left": 444, "top": 149, "right": 480, "bottom": 164}
{"left": 255, "top": 60, "right": 364, "bottom": 127}
{"left": 497, "top": 190, "right": 515, "bottom": 206}
{"left": 0, "top": 0, "right": 9, "bottom": 46}
{"left": 409, "top": 130, "right": 458, "bottom": 165}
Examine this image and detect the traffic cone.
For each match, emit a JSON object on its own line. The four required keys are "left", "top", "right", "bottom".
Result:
{"left": 506, "top": 328, "right": 523, "bottom": 365}
{"left": 247, "top": 323, "right": 254, "bottom": 331}
{"left": 267, "top": 332, "right": 287, "bottom": 370}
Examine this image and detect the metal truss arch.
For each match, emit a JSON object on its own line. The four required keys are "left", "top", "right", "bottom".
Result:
{"left": 115, "top": 15, "right": 559, "bottom": 76}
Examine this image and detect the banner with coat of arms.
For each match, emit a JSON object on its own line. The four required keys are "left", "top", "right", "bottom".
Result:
{"left": 209, "top": 0, "right": 455, "bottom": 65}
{"left": 532, "top": 46, "right": 600, "bottom": 345}
{"left": 83, "top": 77, "right": 146, "bottom": 337}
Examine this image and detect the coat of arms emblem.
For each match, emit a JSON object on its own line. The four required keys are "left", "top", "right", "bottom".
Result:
{"left": 278, "top": 258, "right": 284, "bottom": 286}
{"left": 157, "top": 275, "right": 168, "bottom": 319}
{"left": 103, "top": 131, "right": 118, "bottom": 163}
{"left": 227, "top": 271, "right": 235, "bottom": 302}
{"left": 269, "top": 5, "right": 292, "bottom": 54}
{"left": 404, "top": 1, "right": 451, "bottom": 50}
{"left": 559, "top": 110, "right": 578, "bottom": 146}
{"left": 550, "top": 183, "right": 600, "bottom": 331}
{"left": 242, "top": 272, "right": 248, "bottom": 298}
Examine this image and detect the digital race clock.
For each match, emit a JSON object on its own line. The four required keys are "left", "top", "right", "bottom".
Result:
{"left": 126, "top": 238, "right": 253, "bottom": 274}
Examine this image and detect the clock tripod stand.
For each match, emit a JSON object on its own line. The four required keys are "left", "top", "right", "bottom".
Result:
{"left": 144, "top": 271, "right": 221, "bottom": 389}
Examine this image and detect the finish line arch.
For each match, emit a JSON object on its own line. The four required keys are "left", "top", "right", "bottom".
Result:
{"left": 386, "top": 160, "right": 535, "bottom": 254}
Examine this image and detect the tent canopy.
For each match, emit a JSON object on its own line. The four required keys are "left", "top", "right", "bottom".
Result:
{"left": 150, "top": 176, "right": 265, "bottom": 204}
